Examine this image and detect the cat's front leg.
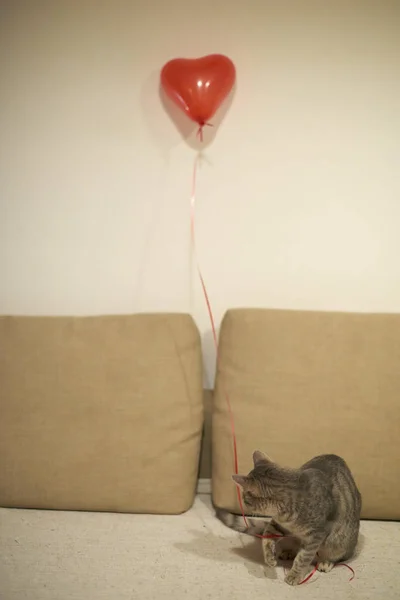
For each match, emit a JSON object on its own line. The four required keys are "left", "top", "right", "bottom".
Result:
{"left": 284, "top": 539, "right": 321, "bottom": 586}
{"left": 261, "top": 520, "right": 283, "bottom": 568}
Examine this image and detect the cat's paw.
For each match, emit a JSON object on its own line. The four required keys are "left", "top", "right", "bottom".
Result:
{"left": 262, "top": 540, "right": 277, "bottom": 567}
{"left": 263, "top": 554, "right": 277, "bottom": 567}
{"left": 284, "top": 571, "right": 302, "bottom": 586}
{"left": 317, "top": 561, "right": 335, "bottom": 573}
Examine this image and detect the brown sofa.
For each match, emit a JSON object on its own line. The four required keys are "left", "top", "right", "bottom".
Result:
{"left": 2, "top": 308, "right": 400, "bottom": 520}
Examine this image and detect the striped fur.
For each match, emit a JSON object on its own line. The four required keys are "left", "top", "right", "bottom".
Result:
{"left": 220, "top": 451, "right": 362, "bottom": 586}
{"left": 216, "top": 508, "right": 268, "bottom": 535}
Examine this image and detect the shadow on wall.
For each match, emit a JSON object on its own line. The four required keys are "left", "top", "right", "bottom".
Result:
{"left": 197, "top": 327, "right": 221, "bottom": 479}
{"left": 202, "top": 328, "right": 219, "bottom": 389}
{"left": 198, "top": 388, "right": 213, "bottom": 480}
{"left": 198, "top": 327, "right": 219, "bottom": 480}
{"left": 140, "top": 68, "right": 236, "bottom": 158}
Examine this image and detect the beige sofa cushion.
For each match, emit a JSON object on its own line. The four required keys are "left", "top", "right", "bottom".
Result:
{"left": 0, "top": 314, "right": 203, "bottom": 514}
{"left": 212, "top": 308, "right": 400, "bottom": 520}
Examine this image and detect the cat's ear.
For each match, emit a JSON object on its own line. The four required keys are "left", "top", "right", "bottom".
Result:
{"left": 232, "top": 474, "right": 248, "bottom": 488}
{"left": 253, "top": 450, "right": 270, "bottom": 467}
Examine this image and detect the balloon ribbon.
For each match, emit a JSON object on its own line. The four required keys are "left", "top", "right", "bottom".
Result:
{"left": 189, "top": 155, "right": 355, "bottom": 585}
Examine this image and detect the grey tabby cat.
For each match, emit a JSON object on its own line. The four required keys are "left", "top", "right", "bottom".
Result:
{"left": 218, "top": 451, "right": 361, "bottom": 586}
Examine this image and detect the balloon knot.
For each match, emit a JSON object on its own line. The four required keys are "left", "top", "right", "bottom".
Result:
{"left": 196, "top": 121, "right": 213, "bottom": 142}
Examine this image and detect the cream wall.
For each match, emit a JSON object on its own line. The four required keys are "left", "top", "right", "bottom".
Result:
{"left": 1, "top": 0, "right": 399, "bottom": 385}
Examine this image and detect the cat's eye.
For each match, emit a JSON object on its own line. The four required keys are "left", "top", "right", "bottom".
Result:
{"left": 243, "top": 491, "right": 256, "bottom": 505}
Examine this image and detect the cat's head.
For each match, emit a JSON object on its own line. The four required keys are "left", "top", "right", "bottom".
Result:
{"left": 232, "top": 450, "right": 287, "bottom": 514}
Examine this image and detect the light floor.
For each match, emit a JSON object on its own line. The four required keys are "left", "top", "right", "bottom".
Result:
{"left": 1, "top": 494, "right": 399, "bottom": 600}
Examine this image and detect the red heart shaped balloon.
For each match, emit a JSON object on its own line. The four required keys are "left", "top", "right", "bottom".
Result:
{"left": 161, "top": 54, "right": 236, "bottom": 128}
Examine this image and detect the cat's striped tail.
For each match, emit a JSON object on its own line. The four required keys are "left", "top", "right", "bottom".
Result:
{"left": 216, "top": 509, "right": 268, "bottom": 535}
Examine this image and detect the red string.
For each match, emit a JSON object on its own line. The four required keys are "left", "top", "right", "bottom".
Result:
{"left": 298, "top": 565, "right": 318, "bottom": 585}
{"left": 189, "top": 155, "right": 355, "bottom": 585}
{"left": 298, "top": 562, "right": 355, "bottom": 585}
{"left": 196, "top": 121, "right": 213, "bottom": 142}
{"left": 336, "top": 563, "right": 355, "bottom": 581}
{"left": 190, "top": 156, "right": 245, "bottom": 518}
